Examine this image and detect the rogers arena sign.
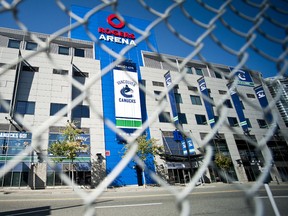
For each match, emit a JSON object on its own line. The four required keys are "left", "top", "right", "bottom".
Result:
{"left": 98, "top": 14, "right": 136, "bottom": 46}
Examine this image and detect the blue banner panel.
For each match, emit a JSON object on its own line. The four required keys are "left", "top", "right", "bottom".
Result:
{"left": 229, "top": 67, "right": 254, "bottom": 87}
{"left": 197, "top": 77, "right": 215, "bottom": 128}
{"left": 227, "top": 83, "right": 249, "bottom": 133}
{"left": 181, "top": 138, "right": 195, "bottom": 156}
{"left": 254, "top": 85, "right": 273, "bottom": 124}
{"left": 164, "top": 71, "right": 179, "bottom": 125}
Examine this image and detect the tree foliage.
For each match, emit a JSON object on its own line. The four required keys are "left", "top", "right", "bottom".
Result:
{"left": 214, "top": 152, "right": 232, "bottom": 170}
{"left": 49, "top": 122, "right": 87, "bottom": 162}
{"left": 122, "top": 135, "right": 163, "bottom": 162}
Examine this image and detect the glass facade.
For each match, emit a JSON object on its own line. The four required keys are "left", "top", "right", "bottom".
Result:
{"left": 47, "top": 133, "right": 91, "bottom": 186}
{"left": 0, "top": 132, "right": 32, "bottom": 187}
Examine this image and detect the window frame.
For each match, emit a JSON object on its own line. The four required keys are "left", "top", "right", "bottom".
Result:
{"left": 178, "top": 113, "right": 188, "bottom": 124}
{"left": 73, "top": 105, "right": 90, "bottom": 118}
{"left": 0, "top": 100, "right": 10, "bottom": 113}
{"left": 25, "top": 42, "right": 37, "bottom": 51}
{"left": 195, "top": 114, "right": 207, "bottom": 125}
{"left": 174, "top": 93, "right": 183, "bottom": 104}
{"left": 58, "top": 46, "right": 70, "bottom": 55}
{"left": 190, "top": 95, "right": 202, "bottom": 105}
{"left": 257, "top": 119, "right": 268, "bottom": 128}
{"left": 214, "top": 71, "right": 222, "bottom": 79}
{"left": 16, "top": 101, "right": 35, "bottom": 115}
{"left": 195, "top": 68, "right": 203, "bottom": 76}
{"left": 159, "top": 112, "right": 171, "bottom": 123}
{"left": 50, "top": 103, "right": 67, "bottom": 116}
{"left": 228, "top": 117, "right": 239, "bottom": 127}
{"left": 152, "top": 81, "right": 164, "bottom": 87}
{"left": 74, "top": 48, "right": 85, "bottom": 57}
{"left": 8, "top": 39, "right": 20, "bottom": 49}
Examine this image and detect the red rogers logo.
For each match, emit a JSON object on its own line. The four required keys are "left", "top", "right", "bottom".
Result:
{"left": 107, "top": 14, "right": 125, "bottom": 29}
{"left": 98, "top": 14, "right": 136, "bottom": 46}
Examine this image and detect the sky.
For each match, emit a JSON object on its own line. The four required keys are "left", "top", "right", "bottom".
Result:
{"left": 0, "top": 0, "right": 287, "bottom": 78}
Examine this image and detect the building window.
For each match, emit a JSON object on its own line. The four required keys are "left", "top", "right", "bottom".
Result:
{"left": 257, "top": 119, "right": 268, "bottom": 128}
{"left": 174, "top": 93, "right": 183, "bottom": 103}
{"left": 74, "top": 48, "right": 85, "bottom": 57}
{"left": 246, "top": 118, "right": 252, "bottom": 128}
{"left": 186, "top": 67, "right": 193, "bottom": 74}
{"left": 173, "top": 84, "right": 179, "bottom": 90}
{"left": 26, "top": 42, "right": 37, "bottom": 51}
{"left": 159, "top": 112, "right": 170, "bottom": 123}
{"left": 195, "top": 68, "right": 203, "bottom": 76}
{"left": 73, "top": 105, "right": 90, "bottom": 118}
{"left": 187, "top": 86, "right": 198, "bottom": 92}
{"left": 152, "top": 81, "right": 164, "bottom": 87}
{"left": 247, "top": 93, "right": 255, "bottom": 98}
{"left": 22, "top": 65, "right": 39, "bottom": 72}
{"left": 0, "top": 100, "right": 10, "bottom": 113}
{"left": 218, "top": 90, "right": 227, "bottom": 95}
{"left": 224, "top": 99, "right": 233, "bottom": 108}
{"left": 190, "top": 95, "right": 202, "bottom": 105}
{"left": 16, "top": 101, "right": 35, "bottom": 115}
{"left": 195, "top": 114, "right": 207, "bottom": 125}
{"left": 178, "top": 113, "right": 187, "bottom": 124}
{"left": 214, "top": 71, "right": 222, "bottom": 79}
{"left": 154, "top": 91, "right": 166, "bottom": 101}
{"left": 8, "top": 39, "right": 20, "bottom": 49}
{"left": 228, "top": 117, "right": 239, "bottom": 127}
{"left": 58, "top": 46, "right": 69, "bottom": 55}
{"left": 53, "top": 69, "right": 68, "bottom": 75}
{"left": 73, "top": 65, "right": 89, "bottom": 77}
{"left": 73, "top": 71, "right": 89, "bottom": 77}
{"left": 50, "top": 103, "right": 67, "bottom": 116}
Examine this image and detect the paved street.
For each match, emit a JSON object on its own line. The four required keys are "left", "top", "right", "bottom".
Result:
{"left": 0, "top": 183, "right": 288, "bottom": 216}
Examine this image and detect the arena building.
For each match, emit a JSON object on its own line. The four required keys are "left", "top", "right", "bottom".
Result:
{"left": 0, "top": 6, "right": 287, "bottom": 188}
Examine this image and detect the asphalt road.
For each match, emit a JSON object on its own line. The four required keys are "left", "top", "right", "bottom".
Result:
{"left": 0, "top": 183, "right": 287, "bottom": 216}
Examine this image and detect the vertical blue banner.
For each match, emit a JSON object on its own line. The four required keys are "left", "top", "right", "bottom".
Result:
{"left": 254, "top": 85, "right": 273, "bottom": 124}
{"left": 198, "top": 77, "right": 215, "bottom": 128}
{"left": 227, "top": 83, "right": 249, "bottom": 133}
{"left": 181, "top": 138, "right": 195, "bottom": 156}
{"left": 229, "top": 67, "right": 254, "bottom": 87}
{"left": 164, "top": 71, "right": 179, "bottom": 125}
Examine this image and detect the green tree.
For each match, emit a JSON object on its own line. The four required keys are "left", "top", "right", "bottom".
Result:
{"left": 214, "top": 152, "right": 232, "bottom": 183}
{"left": 48, "top": 121, "right": 87, "bottom": 188}
{"left": 122, "top": 135, "right": 163, "bottom": 186}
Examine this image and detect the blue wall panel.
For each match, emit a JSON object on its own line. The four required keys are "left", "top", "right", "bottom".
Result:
{"left": 71, "top": 6, "right": 158, "bottom": 186}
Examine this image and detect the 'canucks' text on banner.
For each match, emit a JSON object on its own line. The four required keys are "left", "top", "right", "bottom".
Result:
{"left": 114, "top": 62, "right": 142, "bottom": 129}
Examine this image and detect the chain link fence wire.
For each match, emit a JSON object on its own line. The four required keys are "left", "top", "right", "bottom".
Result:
{"left": 0, "top": 0, "right": 287, "bottom": 215}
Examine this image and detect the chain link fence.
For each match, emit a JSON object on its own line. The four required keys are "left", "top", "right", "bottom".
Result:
{"left": 0, "top": 0, "right": 287, "bottom": 215}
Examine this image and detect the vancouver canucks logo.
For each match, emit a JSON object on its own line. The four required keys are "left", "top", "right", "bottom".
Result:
{"left": 256, "top": 90, "right": 265, "bottom": 99}
{"left": 237, "top": 70, "right": 246, "bottom": 81}
{"left": 120, "top": 85, "right": 134, "bottom": 98}
{"left": 199, "top": 82, "right": 206, "bottom": 91}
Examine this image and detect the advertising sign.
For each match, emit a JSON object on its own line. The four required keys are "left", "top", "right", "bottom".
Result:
{"left": 229, "top": 67, "right": 254, "bottom": 87}
{"left": 114, "top": 62, "right": 142, "bottom": 129}
{"left": 198, "top": 77, "right": 215, "bottom": 128}
{"left": 227, "top": 83, "right": 249, "bottom": 133}
{"left": 181, "top": 138, "right": 195, "bottom": 156}
{"left": 164, "top": 71, "right": 179, "bottom": 125}
{"left": 254, "top": 85, "right": 273, "bottom": 124}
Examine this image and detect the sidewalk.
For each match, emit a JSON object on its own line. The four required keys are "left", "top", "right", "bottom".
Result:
{"left": 1, "top": 181, "right": 287, "bottom": 195}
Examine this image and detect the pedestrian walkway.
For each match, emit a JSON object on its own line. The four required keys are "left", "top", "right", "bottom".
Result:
{"left": 0, "top": 181, "right": 287, "bottom": 195}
